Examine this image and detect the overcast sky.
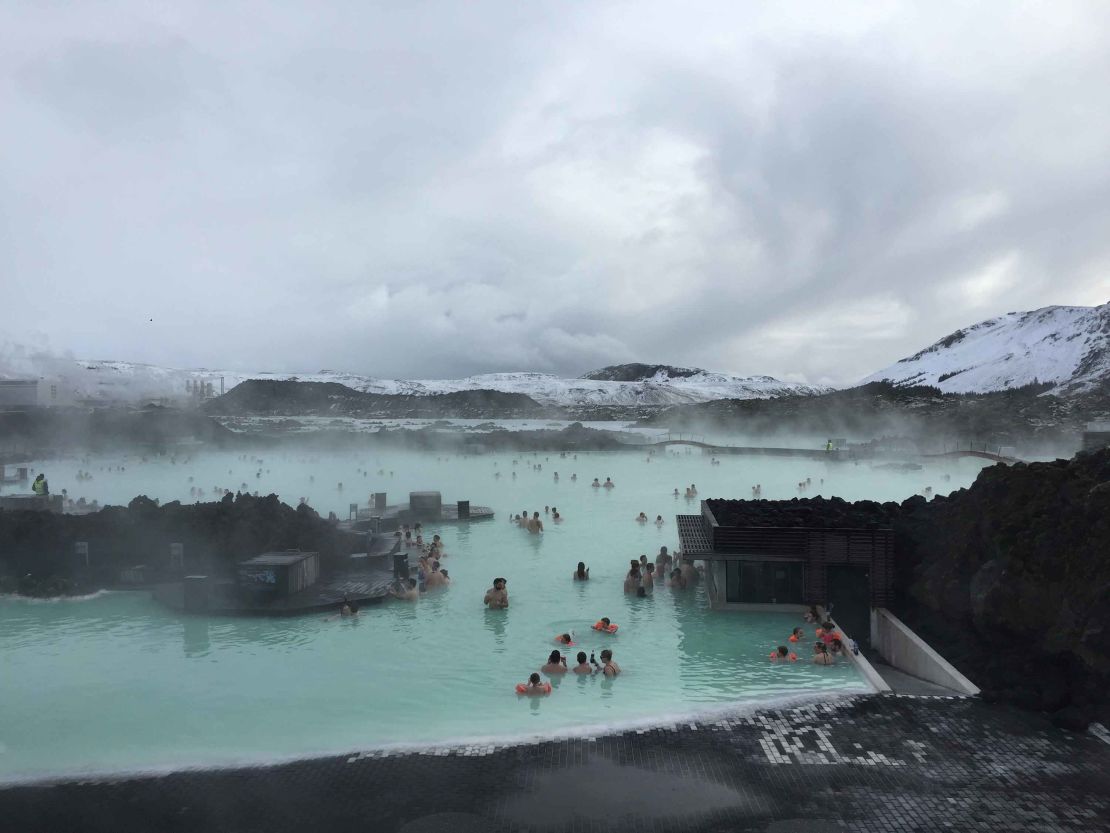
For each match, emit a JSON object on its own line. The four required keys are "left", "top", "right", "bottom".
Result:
{"left": 1, "top": 2, "right": 1108, "bottom": 385}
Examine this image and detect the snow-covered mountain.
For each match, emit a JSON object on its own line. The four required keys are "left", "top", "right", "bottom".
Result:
{"left": 0, "top": 347, "right": 828, "bottom": 409}
{"left": 860, "top": 302, "right": 1110, "bottom": 395}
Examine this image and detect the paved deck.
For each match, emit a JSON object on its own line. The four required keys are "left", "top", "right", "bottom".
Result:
{"left": 345, "top": 503, "right": 495, "bottom": 533}
{"left": 4, "top": 695, "right": 1109, "bottom": 832}
{"left": 864, "top": 651, "right": 965, "bottom": 696}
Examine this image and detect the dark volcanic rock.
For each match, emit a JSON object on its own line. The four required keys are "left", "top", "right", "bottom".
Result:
{"left": 0, "top": 406, "right": 235, "bottom": 453}
{"left": 705, "top": 496, "right": 898, "bottom": 529}
{"left": 0, "top": 493, "right": 364, "bottom": 595}
{"left": 204, "top": 379, "right": 559, "bottom": 419}
{"left": 890, "top": 450, "right": 1110, "bottom": 726}
{"left": 703, "top": 449, "right": 1110, "bottom": 727}
{"left": 581, "top": 363, "right": 702, "bottom": 382}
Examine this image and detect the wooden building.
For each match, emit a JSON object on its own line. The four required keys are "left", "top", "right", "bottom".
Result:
{"left": 236, "top": 551, "right": 321, "bottom": 599}
{"left": 676, "top": 500, "right": 894, "bottom": 647}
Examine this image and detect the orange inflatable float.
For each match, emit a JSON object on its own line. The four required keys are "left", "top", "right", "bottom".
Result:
{"left": 516, "top": 682, "right": 552, "bottom": 695}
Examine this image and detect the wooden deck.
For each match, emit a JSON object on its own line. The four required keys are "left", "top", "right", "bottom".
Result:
{"left": 153, "top": 561, "right": 396, "bottom": 616}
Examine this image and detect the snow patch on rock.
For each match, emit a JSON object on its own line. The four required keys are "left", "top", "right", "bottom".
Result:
{"left": 860, "top": 302, "right": 1109, "bottom": 395}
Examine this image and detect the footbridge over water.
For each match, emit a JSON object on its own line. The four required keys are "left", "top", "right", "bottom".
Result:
{"left": 618, "top": 432, "right": 1023, "bottom": 464}
{"left": 617, "top": 432, "right": 848, "bottom": 461}
{"left": 920, "top": 449, "right": 1021, "bottom": 465}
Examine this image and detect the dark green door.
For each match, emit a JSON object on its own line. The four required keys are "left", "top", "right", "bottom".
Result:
{"left": 825, "top": 565, "right": 871, "bottom": 648}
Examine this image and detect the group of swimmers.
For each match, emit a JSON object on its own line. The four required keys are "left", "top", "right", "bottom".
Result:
{"left": 518, "top": 646, "right": 621, "bottom": 694}
{"left": 512, "top": 510, "right": 548, "bottom": 533}
{"left": 769, "top": 608, "right": 851, "bottom": 666}
{"left": 514, "top": 533, "right": 702, "bottom": 693}
{"left": 591, "top": 477, "right": 615, "bottom": 488}
{"left": 486, "top": 562, "right": 637, "bottom": 694}
{"left": 397, "top": 522, "right": 446, "bottom": 557}
{"left": 621, "top": 547, "right": 698, "bottom": 595}
{"left": 635, "top": 512, "right": 665, "bottom": 525}
{"left": 518, "top": 626, "right": 623, "bottom": 694}
{"left": 497, "top": 470, "right": 579, "bottom": 483}
{"left": 672, "top": 484, "right": 698, "bottom": 498}
{"left": 59, "top": 493, "right": 100, "bottom": 512}
{"left": 392, "top": 525, "right": 450, "bottom": 599}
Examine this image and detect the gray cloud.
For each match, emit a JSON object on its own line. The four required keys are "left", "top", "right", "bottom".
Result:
{"left": 1, "top": 1, "right": 1107, "bottom": 384}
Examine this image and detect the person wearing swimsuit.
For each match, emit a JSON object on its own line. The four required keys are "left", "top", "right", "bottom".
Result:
{"left": 813, "top": 642, "right": 834, "bottom": 665}
{"left": 600, "top": 649, "right": 621, "bottom": 677}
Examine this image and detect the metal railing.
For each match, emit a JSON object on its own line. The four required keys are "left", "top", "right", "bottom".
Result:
{"left": 616, "top": 431, "right": 706, "bottom": 446}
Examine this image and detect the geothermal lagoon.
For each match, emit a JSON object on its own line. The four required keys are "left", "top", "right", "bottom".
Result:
{"left": 0, "top": 445, "right": 993, "bottom": 781}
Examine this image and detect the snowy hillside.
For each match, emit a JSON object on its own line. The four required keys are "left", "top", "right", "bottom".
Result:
{"left": 0, "top": 348, "right": 827, "bottom": 408}
{"left": 860, "top": 302, "right": 1110, "bottom": 395}
{"left": 335, "top": 369, "right": 829, "bottom": 407}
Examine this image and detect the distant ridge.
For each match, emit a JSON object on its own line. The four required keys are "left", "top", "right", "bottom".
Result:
{"left": 0, "top": 352, "right": 829, "bottom": 409}
{"left": 860, "top": 301, "right": 1110, "bottom": 396}
{"left": 203, "top": 379, "right": 556, "bottom": 419}
{"left": 581, "top": 364, "right": 702, "bottom": 382}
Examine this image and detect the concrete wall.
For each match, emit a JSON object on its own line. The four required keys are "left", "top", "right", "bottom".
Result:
{"left": 705, "top": 560, "right": 724, "bottom": 608}
{"left": 818, "top": 605, "right": 890, "bottom": 693}
{"left": 0, "top": 380, "right": 38, "bottom": 409}
{"left": 0, "top": 494, "right": 63, "bottom": 513}
{"left": 871, "top": 608, "right": 980, "bottom": 695}
{"left": 0, "top": 379, "right": 73, "bottom": 408}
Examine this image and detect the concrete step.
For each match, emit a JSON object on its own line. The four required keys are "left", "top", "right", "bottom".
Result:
{"left": 864, "top": 650, "right": 966, "bottom": 696}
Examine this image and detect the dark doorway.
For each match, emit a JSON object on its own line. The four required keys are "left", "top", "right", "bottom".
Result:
{"left": 825, "top": 565, "right": 871, "bottom": 648}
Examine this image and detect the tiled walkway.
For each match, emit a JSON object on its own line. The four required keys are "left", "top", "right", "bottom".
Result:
{"left": 4, "top": 695, "right": 1109, "bottom": 832}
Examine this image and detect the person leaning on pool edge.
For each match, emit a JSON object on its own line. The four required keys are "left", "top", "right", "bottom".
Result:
{"left": 484, "top": 577, "right": 509, "bottom": 609}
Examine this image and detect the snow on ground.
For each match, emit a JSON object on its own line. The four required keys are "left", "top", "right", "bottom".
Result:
{"left": 0, "top": 350, "right": 827, "bottom": 408}
{"left": 214, "top": 416, "right": 664, "bottom": 436}
{"left": 284, "top": 369, "right": 829, "bottom": 407}
{"left": 8, "top": 300, "right": 1103, "bottom": 407}
{"left": 860, "top": 302, "right": 1109, "bottom": 395}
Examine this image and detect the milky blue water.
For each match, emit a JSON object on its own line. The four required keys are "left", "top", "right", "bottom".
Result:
{"left": 0, "top": 446, "right": 990, "bottom": 781}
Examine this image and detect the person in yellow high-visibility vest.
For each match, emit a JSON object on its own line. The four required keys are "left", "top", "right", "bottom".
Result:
{"left": 825, "top": 440, "right": 833, "bottom": 453}
{"left": 31, "top": 473, "right": 49, "bottom": 495}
